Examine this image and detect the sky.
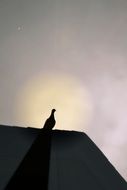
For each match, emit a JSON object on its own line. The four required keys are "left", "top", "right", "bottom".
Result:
{"left": 0, "top": 0, "right": 127, "bottom": 180}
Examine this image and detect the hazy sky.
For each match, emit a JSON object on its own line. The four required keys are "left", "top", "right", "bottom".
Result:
{"left": 0, "top": 0, "right": 127, "bottom": 180}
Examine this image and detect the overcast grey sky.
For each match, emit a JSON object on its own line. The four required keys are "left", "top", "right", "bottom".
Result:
{"left": 0, "top": 0, "right": 127, "bottom": 180}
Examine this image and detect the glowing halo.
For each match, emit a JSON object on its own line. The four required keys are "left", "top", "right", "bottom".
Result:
{"left": 15, "top": 73, "right": 92, "bottom": 131}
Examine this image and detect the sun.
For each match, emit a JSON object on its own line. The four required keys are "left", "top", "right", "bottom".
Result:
{"left": 14, "top": 73, "right": 92, "bottom": 131}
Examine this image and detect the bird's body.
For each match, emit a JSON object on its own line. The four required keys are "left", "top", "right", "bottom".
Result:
{"left": 43, "top": 109, "right": 56, "bottom": 130}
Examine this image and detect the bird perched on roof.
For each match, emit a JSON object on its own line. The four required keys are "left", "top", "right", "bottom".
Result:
{"left": 43, "top": 109, "right": 56, "bottom": 130}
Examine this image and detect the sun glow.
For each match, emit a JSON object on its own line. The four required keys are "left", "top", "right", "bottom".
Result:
{"left": 15, "top": 74, "right": 92, "bottom": 131}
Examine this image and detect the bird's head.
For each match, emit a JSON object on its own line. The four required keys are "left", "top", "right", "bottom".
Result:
{"left": 52, "top": 109, "right": 56, "bottom": 113}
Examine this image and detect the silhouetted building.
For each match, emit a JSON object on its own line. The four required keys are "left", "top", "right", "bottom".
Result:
{"left": 0, "top": 125, "right": 127, "bottom": 190}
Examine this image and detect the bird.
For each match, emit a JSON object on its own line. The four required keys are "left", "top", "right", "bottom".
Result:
{"left": 43, "top": 109, "right": 56, "bottom": 130}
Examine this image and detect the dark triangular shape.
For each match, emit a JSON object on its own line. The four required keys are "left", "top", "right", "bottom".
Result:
{"left": 0, "top": 126, "right": 127, "bottom": 190}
